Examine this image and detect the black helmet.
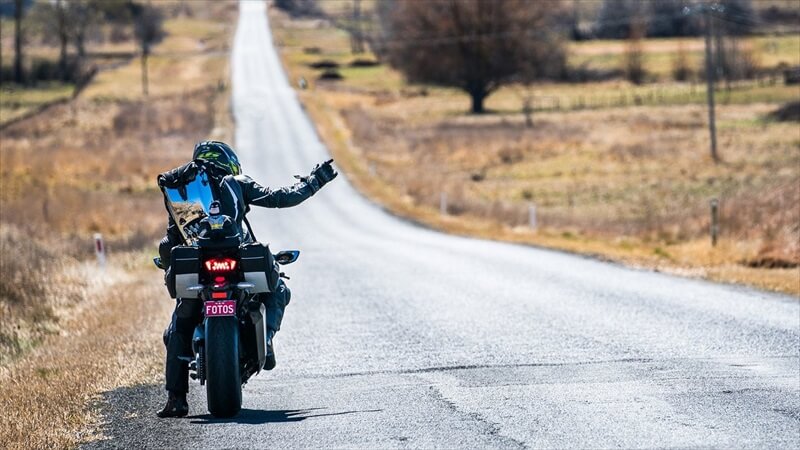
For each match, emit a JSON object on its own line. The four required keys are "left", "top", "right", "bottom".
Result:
{"left": 192, "top": 141, "right": 241, "bottom": 176}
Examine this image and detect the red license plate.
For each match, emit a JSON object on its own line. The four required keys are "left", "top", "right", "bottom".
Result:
{"left": 205, "top": 300, "right": 236, "bottom": 317}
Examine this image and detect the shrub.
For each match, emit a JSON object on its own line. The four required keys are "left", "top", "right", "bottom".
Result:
{"left": 767, "top": 101, "right": 800, "bottom": 122}
{"left": 349, "top": 58, "right": 380, "bottom": 68}
{"left": 318, "top": 69, "right": 343, "bottom": 80}
{"left": 308, "top": 59, "right": 339, "bottom": 70}
{"left": 672, "top": 44, "right": 693, "bottom": 82}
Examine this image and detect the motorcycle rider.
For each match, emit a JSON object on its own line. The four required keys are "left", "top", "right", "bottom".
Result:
{"left": 155, "top": 141, "right": 337, "bottom": 418}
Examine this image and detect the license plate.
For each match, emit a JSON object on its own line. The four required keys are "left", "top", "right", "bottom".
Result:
{"left": 205, "top": 300, "right": 236, "bottom": 317}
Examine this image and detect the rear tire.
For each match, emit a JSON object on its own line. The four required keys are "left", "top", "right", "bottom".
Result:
{"left": 205, "top": 317, "right": 242, "bottom": 417}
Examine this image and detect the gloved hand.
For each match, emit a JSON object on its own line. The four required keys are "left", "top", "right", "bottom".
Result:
{"left": 158, "top": 161, "right": 198, "bottom": 188}
{"left": 310, "top": 159, "right": 338, "bottom": 187}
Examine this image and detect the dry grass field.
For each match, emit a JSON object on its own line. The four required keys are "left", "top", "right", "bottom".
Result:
{"left": 568, "top": 35, "right": 800, "bottom": 79}
{"left": 0, "top": 257, "right": 170, "bottom": 449}
{"left": 0, "top": 1, "right": 237, "bottom": 447}
{"left": 269, "top": 8, "right": 800, "bottom": 295}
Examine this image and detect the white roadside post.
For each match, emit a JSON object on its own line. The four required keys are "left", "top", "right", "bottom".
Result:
{"left": 529, "top": 203, "right": 537, "bottom": 231}
{"left": 440, "top": 192, "right": 448, "bottom": 216}
{"left": 94, "top": 233, "right": 107, "bottom": 267}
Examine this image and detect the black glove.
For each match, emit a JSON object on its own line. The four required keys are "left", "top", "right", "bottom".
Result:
{"left": 310, "top": 159, "right": 338, "bottom": 186}
{"left": 158, "top": 161, "right": 198, "bottom": 188}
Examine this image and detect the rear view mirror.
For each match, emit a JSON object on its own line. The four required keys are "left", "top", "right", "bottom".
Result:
{"left": 274, "top": 250, "right": 300, "bottom": 265}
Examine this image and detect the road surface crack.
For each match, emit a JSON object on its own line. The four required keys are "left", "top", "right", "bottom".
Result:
{"left": 297, "top": 357, "right": 653, "bottom": 380}
{"left": 426, "top": 383, "right": 528, "bottom": 449}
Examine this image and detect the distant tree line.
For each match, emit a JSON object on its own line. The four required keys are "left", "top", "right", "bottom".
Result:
{"left": 587, "top": 0, "right": 757, "bottom": 40}
{"left": 273, "top": 0, "right": 322, "bottom": 18}
{"left": 0, "top": 0, "right": 164, "bottom": 93}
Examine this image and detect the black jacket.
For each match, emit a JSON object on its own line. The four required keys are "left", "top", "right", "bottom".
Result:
{"left": 160, "top": 161, "right": 322, "bottom": 245}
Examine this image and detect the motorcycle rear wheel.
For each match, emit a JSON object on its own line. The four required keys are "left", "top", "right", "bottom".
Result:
{"left": 205, "top": 317, "right": 242, "bottom": 417}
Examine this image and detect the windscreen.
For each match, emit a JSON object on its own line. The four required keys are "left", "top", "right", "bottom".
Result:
{"left": 162, "top": 169, "right": 216, "bottom": 245}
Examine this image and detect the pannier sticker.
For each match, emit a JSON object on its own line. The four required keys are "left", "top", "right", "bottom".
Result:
{"left": 205, "top": 300, "right": 236, "bottom": 317}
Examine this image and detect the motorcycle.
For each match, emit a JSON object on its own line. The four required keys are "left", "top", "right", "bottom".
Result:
{"left": 156, "top": 164, "right": 298, "bottom": 418}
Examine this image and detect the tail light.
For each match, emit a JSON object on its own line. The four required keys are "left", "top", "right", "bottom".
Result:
{"left": 204, "top": 258, "right": 238, "bottom": 273}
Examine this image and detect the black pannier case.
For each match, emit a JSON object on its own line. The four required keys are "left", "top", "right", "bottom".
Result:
{"left": 167, "top": 246, "right": 201, "bottom": 299}
{"left": 239, "top": 243, "right": 277, "bottom": 293}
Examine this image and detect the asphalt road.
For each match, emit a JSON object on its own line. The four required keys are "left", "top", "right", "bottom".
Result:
{"left": 88, "top": 2, "right": 799, "bottom": 448}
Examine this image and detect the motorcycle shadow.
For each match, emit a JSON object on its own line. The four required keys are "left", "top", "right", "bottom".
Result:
{"left": 189, "top": 407, "right": 382, "bottom": 425}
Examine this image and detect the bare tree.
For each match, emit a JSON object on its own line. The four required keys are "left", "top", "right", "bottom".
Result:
{"left": 0, "top": 14, "right": 4, "bottom": 84}
{"left": 594, "top": 0, "right": 635, "bottom": 39}
{"left": 515, "top": 31, "right": 566, "bottom": 127}
{"left": 13, "top": 0, "right": 24, "bottom": 83}
{"left": 624, "top": 12, "right": 646, "bottom": 84}
{"left": 672, "top": 41, "right": 692, "bottom": 81}
{"left": 647, "top": 0, "right": 702, "bottom": 37}
{"left": 713, "top": 0, "right": 759, "bottom": 86}
{"left": 132, "top": 3, "right": 165, "bottom": 96}
{"left": 597, "top": 0, "right": 705, "bottom": 39}
{"left": 350, "top": 0, "right": 364, "bottom": 54}
{"left": 66, "top": 0, "right": 101, "bottom": 62}
{"left": 29, "top": 0, "right": 71, "bottom": 80}
{"left": 56, "top": 0, "right": 68, "bottom": 79}
{"left": 379, "top": 0, "right": 565, "bottom": 114}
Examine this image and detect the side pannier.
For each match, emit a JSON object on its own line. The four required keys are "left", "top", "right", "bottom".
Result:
{"left": 239, "top": 243, "right": 277, "bottom": 294}
{"left": 168, "top": 246, "right": 201, "bottom": 299}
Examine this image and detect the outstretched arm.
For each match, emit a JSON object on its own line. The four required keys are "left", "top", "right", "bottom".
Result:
{"left": 241, "top": 175, "right": 319, "bottom": 208}
{"left": 240, "top": 160, "right": 338, "bottom": 209}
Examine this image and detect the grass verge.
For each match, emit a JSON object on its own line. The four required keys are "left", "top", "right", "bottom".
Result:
{"left": 0, "top": 256, "right": 170, "bottom": 449}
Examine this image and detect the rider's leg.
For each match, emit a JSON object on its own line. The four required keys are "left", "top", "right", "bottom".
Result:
{"left": 262, "top": 279, "right": 291, "bottom": 370}
{"left": 265, "top": 279, "right": 291, "bottom": 332}
{"left": 163, "top": 309, "right": 175, "bottom": 348}
{"left": 165, "top": 298, "right": 202, "bottom": 392}
{"left": 158, "top": 298, "right": 201, "bottom": 418}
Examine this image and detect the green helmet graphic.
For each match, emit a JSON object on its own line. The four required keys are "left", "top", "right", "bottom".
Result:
{"left": 192, "top": 141, "right": 241, "bottom": 176}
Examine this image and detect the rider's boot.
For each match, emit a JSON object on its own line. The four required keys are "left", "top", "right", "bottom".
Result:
{"left": 264, "top": 329, "right": 276, "bottom": 371}
{"left": 156, "top": 391, "right": 189, "bottom": 418}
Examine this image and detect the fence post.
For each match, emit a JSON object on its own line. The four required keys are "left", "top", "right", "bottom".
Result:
{"left": 528, "top": 203, "right": 537, "bottom": 230}
{"left": 94, "top": 233, "right": 107, "bottom": 267}
{"left": 710, "top": 198, "right": 719, "bottom": 247}
{"left": 440, "top": 192, "right": 447, "bottom": 216}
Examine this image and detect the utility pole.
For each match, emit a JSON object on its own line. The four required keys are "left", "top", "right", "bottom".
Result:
{"left": 0, "top": 17, "right": 3, "bottom": 85}
{"left": 141, "top": 43, "right": 149, "bottom": 96}
{"left": 702, "top": 3, "right": 720, "bottom": 164}
{"left": 13, "top": 0, "right": 23, "bottom": 84}
{"left": 351, "top": 0, "right": 364, "bottom": 54}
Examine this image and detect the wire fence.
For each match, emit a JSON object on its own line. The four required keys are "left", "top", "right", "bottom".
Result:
{"left": 525, "top": 71, "right": 789, "bottom": 113}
